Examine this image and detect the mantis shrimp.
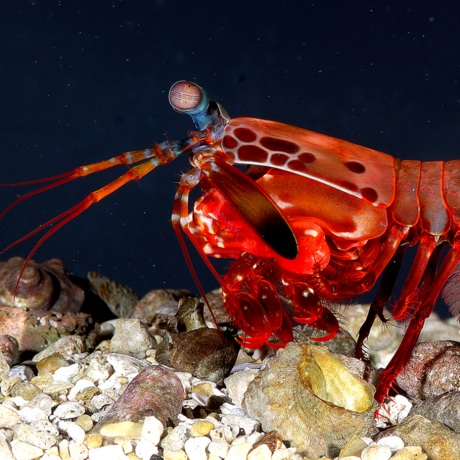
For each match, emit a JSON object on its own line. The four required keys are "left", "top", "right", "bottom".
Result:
{"left": 2, "top": 80, "right": 460, "bottom": 405}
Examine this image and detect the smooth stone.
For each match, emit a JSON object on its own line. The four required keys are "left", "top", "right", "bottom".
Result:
{"left": 141, "top": 416, "right": 164, "bottom": 446}
{"left": 76, "top": 386, "right": 100, "bottom": 405}
{"left": 377, "top": 435, "right": 405, "bottom": 453}
{"left": 164, "top": 450, "right": 188, "bottom": 460}
{"left": 53, "top": 363, "right": 81, "bottom": 382}
{"left": 88, "top": 444, "right": 129, "bottom": 460}
{"left": 68, "top": 440, "right": 89, "bottom": 460}
{"left": 25, "top": 393, "right": 53, "bottom": 415}
{"left": 160, "top": 424, "right": 189, "bottom": 451}
{"left": 18, "top": 406, "right": 48, "bottom": 424}
{"left": 7, "top": 365, "right": 34, "bottom": 381}
{"left": 114, "top": 436, "right": 133, "bottom": 454}
{"left": 1, "top": 376, "right": 22, "bottom": 396}
{"left": 99, "top": 421, "right": 144, "bottom": 438}
{"left": 76, "top": 414, "right": 94, "bottom": 432}
{"left": 247, "top": 444, "right": 272, "bottom": 460}
{"left": 10, "top": 440, "right": 44, "bottom": 460}
{"left": 83, "top": 433, "right": 103, "bottom": 449}
{"left": 225, "top": 442, "right": 252, "bottom": 460}
{"left": 184, "top": 436, "right": 211, "bottom": 460}
{"left": 36, "top": 353, "right": 69, "bottom": 375}
{"left": 361, "top": 444, "right": 392, "bottom": 460}
{"left": 91, "top": 393, "right": 114, "bottom": 410}
{"left": 208, "top": 440, "right": 230, "bottom": 458}
{"left": 0, "top": 403, "right": 19, "bottom": 428}
{"left": 0, "top": 431, "right": 14, "bottom": 460}
{"left": 135, "top": 439, "right": 158, "bottom": 459}
{"left": 391, "top": 446, "right": 427, "bottom": 459}
{"left": 191, "top": 420, "right": 215, "bottom": 437}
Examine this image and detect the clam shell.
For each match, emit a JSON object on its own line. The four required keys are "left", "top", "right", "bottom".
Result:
{"left": 242, "top": 342, "right": 378, "bottom": 458}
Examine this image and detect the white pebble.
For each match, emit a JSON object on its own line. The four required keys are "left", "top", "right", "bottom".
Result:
{"left": 10, "top": 440, "right": 44, "bottom": 460}
{"left": 18, "top": 407, "right": 48, "bottom": 424}
{"left": 361, "top": 444, "right": 392, "bottom": 460}
{"left": 377, "top": 435, "right": 404, "bottom": 453}
{"left": 53, "top": 363, "right": 80, "bottom": 382}
{"left": 88, "top": 444, "right": 129, "bottom": 460}
{"left": 68, "top": 440, "right": 89, "bottom": 460}
{"left": 184, "top": 436, "right": 211, "bottom": 460}
{"left": 382, "top": 395, "right": 413, "bottom": 424}
{"left": 53, "top": 401, "right": 85, "bottom": 419}
{"left": 221, "top": 414, "right": 260, "bottom": 435}
{"left": 135, "top": 439, "right": 158, "bottom": 460}
{"left": 141, "top": 416, "right": 164, "bottom": 446}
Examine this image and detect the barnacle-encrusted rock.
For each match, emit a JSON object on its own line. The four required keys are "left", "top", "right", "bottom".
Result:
{"left": 0, "top": 307, "right": 98, "bottom": 357}
{"left": 0, "top": 257, "right": 84, "bottom": 312}
{"left": 242, "top": 342, "right": 378, "bottom": 458}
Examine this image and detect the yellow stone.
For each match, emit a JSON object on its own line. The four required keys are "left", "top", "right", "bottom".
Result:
{"left": 114, "top": 436, "right": 133, "bottom": 454}
{"left": 164, "top": 450, "right": 188, "bottom": 460}
{"left": 36, "top": 353, "right": 69, "bottom": 375}
{"left": 99, "top": 421, "right": 144, "bottom": 439}
{"left": 190, "top": 420, "right": 215, "bottom": 437}
{"left": 192, "top": 383, "right": 213, "bottom": 397}
{"left": 76, "top": 414, "right": 93, "bottom": 432}
{"left": 83, "top": 433, "right": 103, "bottom": 449}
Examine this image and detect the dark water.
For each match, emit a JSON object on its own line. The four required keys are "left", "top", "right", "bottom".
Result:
{"left": 1, "top": 2, "right": 459, "bottom": 318}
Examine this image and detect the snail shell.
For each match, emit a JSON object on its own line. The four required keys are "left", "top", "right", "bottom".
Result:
{"left": 242, "top": 342, "right": 378, "bottom": 458}
{"left": 0, "top": 257, "right": 84, "bottom": 313}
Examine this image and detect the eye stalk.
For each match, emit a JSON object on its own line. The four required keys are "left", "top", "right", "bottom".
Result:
{"left": 169, "top": 81, "right": 210, "bottom": 115}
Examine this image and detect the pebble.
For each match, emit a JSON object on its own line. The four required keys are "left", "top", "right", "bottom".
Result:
{"left": 8, "top": 364, "right": 34, "bottom": 381}
{"left": 184, "top": 436, "right": 211, "bottom": 460}
{"left": 135, "top": 439, "right": 158, "bottom": 459}
{"left": 76, "top": 414, "right": 94, "bottom": 432}
{"left": 377, "top": 435, "right": 405, "bottom": 453}
{"left": 10, "top": 439, "right": 44, "bottom": 460}
{"left": 226, "top": 441, "right": 253, "bottom": 460}
{"left": 36, "top": 353, "right": 69, "bottom": 375}
{"left": 247, "top": 444, "right": 272, "bottom": 460}
{"left": 53, "top": 401, "right": 85, "bottom": 419}
{"left": 191, "top": 420, "right": 215, "bottom": 437}
{"left": 0, "top": 403, "right": 19, "bottom": 428}
{"left": 110, "top": 318, "right": 157, "bottom": 359}
{"left": 88, "top": 444, "right": 130, "bottom": 460}
{"left": 68, "top": 441, "right": 89, "bottom": 460}
{"left": 16, "top": 423, "right": 57, "bottom": 450}
{"left": 361, "top": 444, "right": 392, "bottom": 460}
{"left": 141, "top": 416, "right": 164, "bottom": 446}
{"left": 84, "top": 433, "right": 103, "bottom": 449}
{"left": 99, "top": 421, "right": 144, "bottom": 438}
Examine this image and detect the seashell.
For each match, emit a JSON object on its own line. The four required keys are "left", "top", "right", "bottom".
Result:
{"left": 242, "top": 342, "right": 379, "bottom": 458}
{"left": 0, "top": 257, "right": 84, "bottom": 313}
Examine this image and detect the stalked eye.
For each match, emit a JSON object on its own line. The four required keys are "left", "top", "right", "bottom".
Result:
{"left": 169, "top": 81, "right": 203, "bottom": 112}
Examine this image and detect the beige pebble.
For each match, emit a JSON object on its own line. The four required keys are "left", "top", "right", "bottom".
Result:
{"left": 0, "top": 403, "right": 19, "bottom": 428}
{"left": 391, "top": 446, "right": 428, "bottom": 460}
{"left": 84, "top": 433, "right": 103, "bottom": 449}
{"left": 226, "top": 442, "right": 253, "bottom": 460}
{"left": 76, "top": 414, "right": 93, "bottom": 432}
{"left": 164, "top": 449, "right": 188, "bottom": 460}
{"left": 115, "top": 436, "right": 133, "bottom": 454}
{"left": 99, "top": 421, "right": 143, "bottom": 439}
{"left": 248, "top": 444, "right": 272, "bottom": 460}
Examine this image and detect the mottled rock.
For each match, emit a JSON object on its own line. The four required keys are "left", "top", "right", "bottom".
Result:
{"left": 10, "top": 382, "right": 40, "bottom": 400}
{"left": 7, "top": 364, "right": 35, "bottom": 381}
{"left": 33, "top": 335, "right": 87, "bottom": 362}
{"left": 0, "top": 307, "right": 97, "bottom": 356}
{"left": 16, "top": 423, "right": 57, "bottom": 449}
{"left": 243, "top": 343, "right": 378, "bottom": 458}
{"left": 381, "top": 415, "right": 460, "bottom": 460}
{"left": 396, "top": 341, "right": 460, "bottom": 400}
{"left": 134, "top": 288, "right": 193, "bottom": 319}
{"left": 88, "top": 271, "right": 140, "bottom": 318}
{"left": 93, "top": 364, "right": 184, "bottom": 432}
{"left": 110, "top": 318, "right": 157, "bottom": 359}
{"left": 409, "top": 390, "right": 460, "bottom": 432}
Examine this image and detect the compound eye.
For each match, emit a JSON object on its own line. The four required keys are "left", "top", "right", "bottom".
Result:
{"left": 169, "top": 81, "right": 202, "bottom": 112}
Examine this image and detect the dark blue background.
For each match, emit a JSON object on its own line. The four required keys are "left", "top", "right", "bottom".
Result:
{"left": 1, "top": 1, "right": 459, "bottom": 316}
